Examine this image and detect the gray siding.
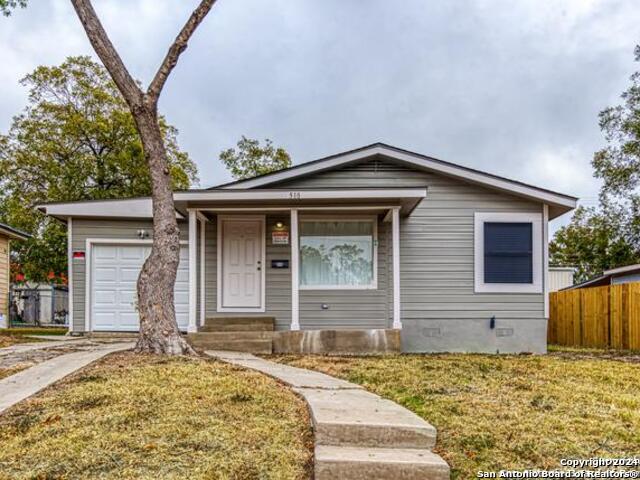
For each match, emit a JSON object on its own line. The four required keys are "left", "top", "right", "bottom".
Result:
{"left": 275, "top": 156, "right": 546, "bottom": 351}
{"left": 204, "top": 214, "right": 292, "bottom": 330}
{"left": 68, "top": 155, "right": 548, "bottom": 352}
{"left": 70, "top": 219, "right": 188, "bottom": 332}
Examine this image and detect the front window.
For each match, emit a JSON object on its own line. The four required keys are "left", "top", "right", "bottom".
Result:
{"left": 299, "top": 219, "right": 376, "bottom": 289}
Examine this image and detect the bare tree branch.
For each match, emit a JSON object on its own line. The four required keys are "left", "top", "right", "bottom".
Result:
{"left": 69, "top": 0, "right": 143, "bottom": 110}
{"left": 147, "top": 0, "right": 217, "bottom": 103}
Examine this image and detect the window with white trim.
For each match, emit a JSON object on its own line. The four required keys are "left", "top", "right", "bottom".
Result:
{"left": 299, "top": 218, "right": 377, "bottom": 289}
{"left": 474, "top": 212, "right": 542, "bottom": 293}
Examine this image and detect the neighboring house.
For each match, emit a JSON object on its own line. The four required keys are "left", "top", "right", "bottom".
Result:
{"left": 10, "top": 283, "right": 69, "bottom": 326}
{"left": 0, "top": 223, "right": 31, "bottom": 327}
{"left": 548, "top": 267, "right": 575, "bottom": 292}
{"left": 563, "top": 264, "right": 640, "bottom": 291}
{"left": 38, "top": 143, "right": 577, "bottom": 353}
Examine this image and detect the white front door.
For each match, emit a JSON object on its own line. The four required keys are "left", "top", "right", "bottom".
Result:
{"left": 90, "top": 244, "right": 190, "bottom": 331}
{"left": 220, "top": 218, "right": 264, "bottom": 309}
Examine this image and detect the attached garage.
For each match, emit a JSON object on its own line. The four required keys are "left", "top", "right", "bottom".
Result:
{"left": 89, "top": 243, "right": 189, "bottom": 331}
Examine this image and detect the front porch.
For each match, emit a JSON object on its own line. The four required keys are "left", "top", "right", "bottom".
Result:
{"left": 187, "top": 315, "right": 401, "bottom": 354}
{"left": 177, "top": 188, "right": 426, "bottom": 353}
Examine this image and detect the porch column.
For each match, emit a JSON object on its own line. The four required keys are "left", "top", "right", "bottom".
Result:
{"left": 188, "top": 209, "right": 197, "bottom": 333}
{"left": 392, "top": 207, "right": 402, "bottom": 329}
{"left": 290, "top": 208, "right": 300, "bottom": 330}
{"left": 198, "top": 213, "right": 207, "bottom": 328}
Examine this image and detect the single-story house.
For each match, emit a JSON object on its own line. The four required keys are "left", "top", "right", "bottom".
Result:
{"left": 39, "top": 143, "right": 577, "bottom": 354}
{"left": 563, "top": 263, "right": 640, "bottom": 291}
{"left": 0, "top": 222, "right": 31, "bottom": 327}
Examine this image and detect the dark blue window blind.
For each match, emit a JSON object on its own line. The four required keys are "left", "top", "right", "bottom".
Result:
{"left": 484, "top": 222, "right": 533, "bottom": 284}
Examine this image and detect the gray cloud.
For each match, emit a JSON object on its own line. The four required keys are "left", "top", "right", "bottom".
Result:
{"left": 1, "top": 0, "right": 638, "bottom": 231}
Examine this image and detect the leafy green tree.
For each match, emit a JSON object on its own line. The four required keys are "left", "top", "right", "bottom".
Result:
{"left": 592, "top": 44, "right": 640, "bottom": 253}
{"left": 0, "top": 56, "right": 198, "bottom": 283}
{"left": 220, "top": 136, "right": 291, "bottom": 180}
{"left": 551, "top": 46, "right": 640, "bottom": 280}
{"left": 550, "top": 205, "right": 637, "bottom": 283}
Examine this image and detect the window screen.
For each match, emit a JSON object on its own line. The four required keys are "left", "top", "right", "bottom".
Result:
{"left": 484, "top": 222, "right": 533, "bottom": 284}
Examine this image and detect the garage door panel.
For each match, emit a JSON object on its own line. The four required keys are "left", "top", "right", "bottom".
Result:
{"left": 94, "top": 246, "right": 117, "bottom": 261}
{"left": 176, "top": 269, "right": 189, "bottom": 283}
{"left": 120, "top": 267, "right": 141, "bottom": 282}
{"left": 119, "top": 246, "right": 147, "bottom": 260}
{"left": 119, "top": 312, "right": 140, "bottom": 329}
{"left": 94, "top": 267, "right": 117, "bottom": 282}
{"left": 174, "top": 291, "right": 189, "bottom": 305}
{"left": 91, "top": 244, "right": 189, "bottom": 332}
{"left": 93, "top": 290, "right": 116, "bottom": 305}
{"left": 118, "top": 289, "right": 136, "bottom": 306}
{"left": 93, "top": 312, "right": 116, "bottom": 329}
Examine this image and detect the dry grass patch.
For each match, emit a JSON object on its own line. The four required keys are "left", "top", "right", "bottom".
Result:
{"left": 0, "top": 334, "right": 42, "bottom": 349}
{"left": 274, "top": 350, "right": 640, "bottom": 480}
{"left": 0, "top": 365, "right": 25, "bottom": 380}
{"left": 0, "top": 327, "right": 66, "bottom": 348}
{"left": 0, "top": 352, "right": 313, "bottom": 480}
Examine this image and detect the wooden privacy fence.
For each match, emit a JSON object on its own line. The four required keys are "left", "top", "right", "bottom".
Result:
{"left": 548, "top": 282, "right": 640, "bottom": 349}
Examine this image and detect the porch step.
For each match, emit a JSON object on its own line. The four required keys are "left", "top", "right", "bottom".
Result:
{"left": 189, "top": 331, "right": 273, "bottom": 342}
{"left": 203, "top": 317, "right": 275, "bottom": 332}
{"left": 187, "top": 335, "right": 273, "bottom": 354}
{"left": 315, "top": 445, "right": 449, "bottom": 480}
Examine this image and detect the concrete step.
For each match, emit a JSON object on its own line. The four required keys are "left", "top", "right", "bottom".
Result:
{"left": 301, "top": 388, "right": 437, "bottom": 449}
{"left": 315, "top": 445, "right": 450, "bottom": 480}
{"left": 187, "top": 335, "right": 272, "bottom": 354}
{"left": 190, "top": 331, "right": 273, "bottom": 341}
{"left": 204, "top": 317, "right": 275, "bottom": 331}
{"left": 199, "top": 322, "right": 274, "bottom": 332}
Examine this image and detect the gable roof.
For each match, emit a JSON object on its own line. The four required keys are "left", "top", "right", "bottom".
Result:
{"left": 0, "top": 222, "right": 31, "bottom": 241}
{"left": 215, "top": 143, "right": 577, "bottom": 219}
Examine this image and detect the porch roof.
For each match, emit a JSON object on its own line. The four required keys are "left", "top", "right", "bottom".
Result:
{"left": 37, "top": 188, "right": 426, "bottom": 220}
{"left": 174, "top": 188, "right": 426, "bottom": 217}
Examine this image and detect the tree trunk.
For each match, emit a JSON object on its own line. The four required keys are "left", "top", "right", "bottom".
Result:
{"left": 133, "top": 104, "right": 195, "bottom": 355}
{"left": 69, "top": 0, "right": 216, "bottom": 355}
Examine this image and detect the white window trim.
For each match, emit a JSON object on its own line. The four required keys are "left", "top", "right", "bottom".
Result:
{"left": 474, "top": 212, "right": 542, "bottom": 294}
{"left": 84, "top": 238, "right": 189, "bottom": 332}
{"left": 298, "top": 215, "right": 378, "bottom": 291}
{"left": 216, "top": 215, "right": 266, "bottom": 313}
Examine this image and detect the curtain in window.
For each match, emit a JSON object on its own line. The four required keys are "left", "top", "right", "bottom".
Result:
{"left": 300, "top": 220, "right": 374, "bottom": 287}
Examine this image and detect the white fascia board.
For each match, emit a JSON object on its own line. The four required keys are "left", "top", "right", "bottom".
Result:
{"left": 603, "top": 264, "right": 640, "bottom": 276}
{"left": 220, "top": 145, "right": 577, "bottom": 210}
{"left": 174, "top": 188, "right": 427, "bottom": 202}
{"left": 0, "top": 227, "right": 30, "bottom": 241}
{"left": 40, "top": 198, "right": 184, "bottom": 219}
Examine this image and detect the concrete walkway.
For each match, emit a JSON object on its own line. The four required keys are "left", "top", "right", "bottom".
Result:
{"left": 0, "top": 342, "right": 133, "bottom": 414}
{"left": 0, "top": 338, "right": 87, "bottom": 357}
{"left": 207, "top": 350, "right": 450, "bottom": 480}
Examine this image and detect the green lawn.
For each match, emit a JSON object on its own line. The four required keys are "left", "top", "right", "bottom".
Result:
{"left": 274, "top": 348, "right": 640, "bottom": 480}
{"left": 0, "top": 353, "right": 313, "bottom": 480}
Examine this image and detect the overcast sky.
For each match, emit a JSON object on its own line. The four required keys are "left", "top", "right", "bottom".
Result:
{"left": 1, "top": 0, "right": 639, "bottom": 229}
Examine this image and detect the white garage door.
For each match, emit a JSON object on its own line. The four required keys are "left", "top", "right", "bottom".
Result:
{"left": 91, "top": 244, "right": 189, "bottom": 331}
